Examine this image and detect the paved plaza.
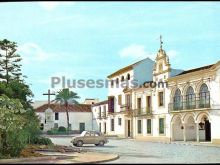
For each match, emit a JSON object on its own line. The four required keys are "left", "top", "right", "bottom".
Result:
{"left": 50, "top": 137, "right": 220, "bottom": 163}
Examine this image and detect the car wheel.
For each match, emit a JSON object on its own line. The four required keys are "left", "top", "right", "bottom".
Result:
{"left": 77, "top": 140, "right": 83, "bottom": 147}
{"left": 99, "top": 141, "right": 105, "bottom": 146}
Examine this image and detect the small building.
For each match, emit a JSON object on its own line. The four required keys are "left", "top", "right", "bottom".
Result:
{"left": 35, "top": 103, "right": 93, "bottom": 133}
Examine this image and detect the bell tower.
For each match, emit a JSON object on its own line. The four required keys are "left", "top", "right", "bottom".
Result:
{"left": 153, "top": 35, "right": 171, "bottom": 80}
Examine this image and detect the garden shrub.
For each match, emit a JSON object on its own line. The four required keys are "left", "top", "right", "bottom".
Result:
{"left": 31, "top": 137, "right": 52, "bottom": 145}
{"left": 58, "top": 126, "right": 66, "bottom": 132}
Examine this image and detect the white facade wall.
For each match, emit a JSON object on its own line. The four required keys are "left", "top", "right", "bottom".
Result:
{"left": 36, "top": 111, "right": 93, "bottom": 131}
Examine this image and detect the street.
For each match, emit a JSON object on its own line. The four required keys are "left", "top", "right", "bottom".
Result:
{"left": 49, "top": 137, "right": 220, "bottom": 163}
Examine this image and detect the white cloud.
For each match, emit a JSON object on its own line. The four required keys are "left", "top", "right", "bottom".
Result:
{"left": 119, "top": 44, "right": 154, "bottom": 60}
{"left": 38, "top": 2, "right": 76, "bottom": 11}
{"left": 18, "top": 42, "right": 58, "bottom": 64}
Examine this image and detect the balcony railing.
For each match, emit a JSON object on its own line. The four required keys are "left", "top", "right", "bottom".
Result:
{"left": 134, "top": 107, "right": 152, "bottom": 117}
{"left": 97, "top": 113, "right": 102, "bottom": 119}
{"left": 120, "top": 104, "right": 132, "bottom": 112}
{"left": 102, "top": 112, "right": 107, "bottom": 119}
{"left": 169, "top": 98, "right": 210, "bottom": 112}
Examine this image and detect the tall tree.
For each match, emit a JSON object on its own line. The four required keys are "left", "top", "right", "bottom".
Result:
{"left": 0, "top": 39, "right": 22, "bottom": 84}
{"left": 54, "top": 88, "right": 80, "bottom": 131}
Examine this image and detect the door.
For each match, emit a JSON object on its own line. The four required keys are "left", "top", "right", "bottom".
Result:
{"left": 205, "top": 120, "right": 211, "bottom": 141}
{"left": 79, "top": 123, "right": 85, "bottom": 134}
{"left": 104, "top": 123, "right": 106, "bottom": 134}
{"left": 128, "top": 120, "right": 131, "bottom": 137}
{"left": 126, "top": 94, "right": 131, "bottom": 110}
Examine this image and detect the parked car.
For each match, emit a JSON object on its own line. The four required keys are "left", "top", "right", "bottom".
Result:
{"left": 71, "top": 130, "right": 109, "bottom": 147}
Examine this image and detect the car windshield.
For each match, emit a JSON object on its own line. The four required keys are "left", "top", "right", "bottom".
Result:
{"left": 80, "top": 131, "right": 88, "bottom": 136}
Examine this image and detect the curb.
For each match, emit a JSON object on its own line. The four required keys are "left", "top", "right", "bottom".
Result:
{"left": 0, "top": 153, "right": 119, "bottom": 164}
{"left": 76, "top": 154, "right": 120, "bottom": 164}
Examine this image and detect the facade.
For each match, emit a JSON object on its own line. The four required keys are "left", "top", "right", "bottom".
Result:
{"left": 91, "top": 44, "right": 220, "bottom": 144}
{"left": 91, "top": 100, "right": 108, "bottom": 133}
{"left": 35, "top": 103, "right": 93, "bottom": 133}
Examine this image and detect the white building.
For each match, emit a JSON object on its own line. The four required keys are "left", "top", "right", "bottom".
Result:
{"left": 35, "top": 103, "right": 93, "bottom": 133}
{"left": 91, "top": 100, "right": 108, "bottom": 133}
{"left": 91, "top": 42, "right": 220, "bottom": 144}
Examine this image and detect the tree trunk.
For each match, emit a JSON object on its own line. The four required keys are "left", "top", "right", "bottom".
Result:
{"left": 1, "top": 130, "right": 7, "bottom": 155}
{"left": 65, "top": 102, "right": 70, "bottom": 134}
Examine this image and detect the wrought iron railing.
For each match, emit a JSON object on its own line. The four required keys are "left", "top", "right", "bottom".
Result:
{"left": 134, "top": 107, "right": 152, "bottom": 117}
{"left": 102, "top": 112, "right": 107, "bottom": 119}
{"left": 120, "top": 104, "right": 132, "bottom": 112}
{"left": 169, "top": 98, "right": 210, "bottom": 112}
{"left": 97, "top": 113, "right": 102, "bottom": 119}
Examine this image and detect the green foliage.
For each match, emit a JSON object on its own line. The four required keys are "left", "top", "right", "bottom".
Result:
{"left": 0, "top": 39, "right": 23, "bottom": 83}
{"left": 58, "top": 126, "right": 66, "bottom": 132}
{"left": 0, "top": 39, "right": 48, "bottom": 158}
{"left": 31, "top": 137, "right": 52, "bottom": 145}
{"left": 0, "top": 95, "right": 42, "bottom": 158}
{"left": 54, "top": 88, "right": 80, "bottom": 130}
{"left": 0, "top": 80, "right": 33, "bottom": 109}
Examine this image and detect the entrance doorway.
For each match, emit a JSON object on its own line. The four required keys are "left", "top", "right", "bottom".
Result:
{"left": 104, "top": 122, "right": 106, "bottom": 134}
{"left": 127, "top": 120, "right": 131, "bottom": 137}
{"left": 205, "top": 119, "right": 211, "bottom": 141}
{"left": 79, "top": 123, "right": 85, "bottom": 133}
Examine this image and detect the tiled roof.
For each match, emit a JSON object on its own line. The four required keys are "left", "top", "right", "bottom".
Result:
{"left": 177, "top": 64, "right": 214, "bottom": 76}
{"left": 35, "top": 103, "right": 91, "bottom": 113}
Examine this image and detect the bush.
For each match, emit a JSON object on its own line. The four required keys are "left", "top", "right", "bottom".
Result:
{"left": 31, "top": 137, "right": 52, "bottom": 145}
{"left": 58, "top": 126, "right": 66, "bottom": 132}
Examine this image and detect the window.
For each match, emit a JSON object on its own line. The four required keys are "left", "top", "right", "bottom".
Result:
{"left": 137, "top": 120, "right": 142, "bottom": 134}
{"left": 116, "top": 78, "right": 119, "bottom": 84}
{"left": 199, "top": 83, "right": 210, "bottom": 108}
{"left": 118, "top": 95, "right": 122, "bottom": 105}
{"left": 158, "top": 92, "right": 164, "bottom": 106}
{"left": 55, "top": 112, "right": 59, "bottom": 120}
{"left": 99, "top": 123, "right": 101, "bottom": 132}
{"left": 111, "top": 119, "right": 115, "bottom": 131}
{"left": 127, "top": 74, "right": 130, "bottom": 80}
{"left": 121, "top": 76, "right": 124, "bottom": 82}
{"left": 186, "top": 86, "right": 195, "bottom": 109}
{"left": 147, "top": 119, "right": 152, "bottom": 134}
{"left": 173, "top": 89, "right": 182, "bottom": 110}
{"left": 126, "top": 94, "right": 131, "bottom": 109}
{"left": 159, "top": 118, "right": 165, "bottom": 134}
{"left": 118, "top": 118, "right": 122, "bottom": 126}
{"left": 111, "top": 80, "right": 114, "bottom": 87}
{"left": 54, "top": 123, "right": 58, "bottom": 128}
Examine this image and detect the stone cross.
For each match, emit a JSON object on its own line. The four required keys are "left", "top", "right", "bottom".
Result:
{"left": 43, "top": 89, "right": 55, "bottom": 107}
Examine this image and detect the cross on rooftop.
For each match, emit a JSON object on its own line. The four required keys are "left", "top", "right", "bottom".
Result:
{"left": 43, "top": 89, "right": 55, "bottom": 107}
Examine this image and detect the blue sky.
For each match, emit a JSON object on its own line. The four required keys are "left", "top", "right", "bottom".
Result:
{"left": 0, "top": 2, "right": 220, "bottom": 102}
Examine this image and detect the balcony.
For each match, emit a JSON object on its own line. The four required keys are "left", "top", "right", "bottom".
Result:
{"left": 120, "top": 104, "right": 132, "bottom": 112}
{"left": 169, "top": 98, "right": 210, "bottom": 112}
{"left": 97, "top": 113, "right": 102, "bottom": 120}
{"left": 134, "top": 107, "right": 152, "bottom": 117}
{"left": 102, "top": 112, "right": 107, "bottom": 119}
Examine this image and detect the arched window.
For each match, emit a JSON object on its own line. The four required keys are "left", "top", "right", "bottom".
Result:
{"left": 173, "top": 89, "right": 182, "bottom": 110}
{"left": 127, "top": 74, "right": 130, "bottom": 80}
{"left": 199, "top": 83, "right": 210, "bottom": 108}
{"left": 116, "top": 78, "right": 119, "bottom": 84}
{"left": 186, "top": 86, "right": 195, "bottom": 109}
{"left": 121, "top": 76, "right": 124, "bottom": 82}
{"left": 111, "top": 80, "right": 114, "bottom": 87}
